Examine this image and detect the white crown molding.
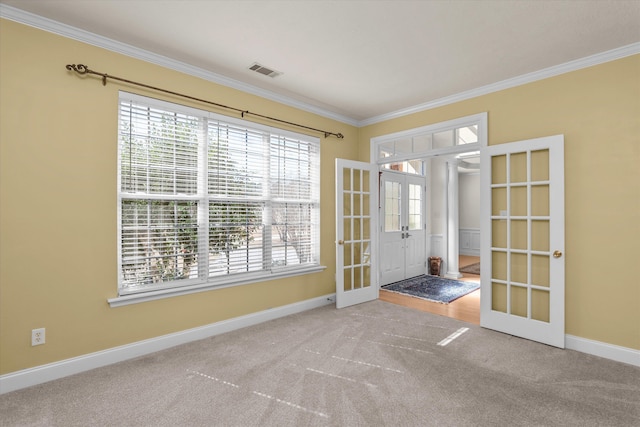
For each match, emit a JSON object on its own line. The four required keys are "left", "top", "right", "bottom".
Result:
{"left": 0, "top": 4, "right": 359, "bottom": 127}
{"left": 1, "top": 5, "right": 638, "bottom": 129}
{"left": 358, "top": 42, "right": 640, "bottom": 127}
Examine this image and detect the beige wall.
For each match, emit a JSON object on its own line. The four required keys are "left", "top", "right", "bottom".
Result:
{"left": 0, "top": 20, "right": 359, "bottom": 375}
{"left": 360, "top": 54, "right": 640, "bottom": 350}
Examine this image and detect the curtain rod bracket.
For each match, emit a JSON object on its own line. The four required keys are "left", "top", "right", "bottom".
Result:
{"left": 65, "top": 63, "right": 344, "bottom": 140}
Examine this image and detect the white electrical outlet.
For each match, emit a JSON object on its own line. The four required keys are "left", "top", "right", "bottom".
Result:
{"left": 32, "top": 328, "right": 45, "bottom": 346}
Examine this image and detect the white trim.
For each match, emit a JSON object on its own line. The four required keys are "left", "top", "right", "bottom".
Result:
{"left": 480, "top": 135, "right": 566, "bottom": 348}
{"left": 565, "top": 335, "right": 640, "bottom": 367}
{"left": 0, "top": 294, "right": 335, "bottom": 394}
{"left": 109, "top": 265, "right": 326, "bottom": 308}
{"left": 335, "top": 158, "right": 379, "bottom": 308}
{"left": 370, "top": 112, "right": 488, "bottom": 165}
{"left": 459, "top": 228, "right": 480, "bottom": 257}
{"left": 360, "top": 43, "right": 640, "bottom": 126}
{"left": 371, "top": 113, "right": 487, "bottom": 148}
{"left": 0, "top": 4, "right": 358, "bottom": 127}
{"left": 2, "top": 4, "right": 638, "bottom": 127}
{"left": 115, "top": 91, "right": 323, "bottom": 306}
{"left": 1, "top": 297, "right": 636, "bottom": 394}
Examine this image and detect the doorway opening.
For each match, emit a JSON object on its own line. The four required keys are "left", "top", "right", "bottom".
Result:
{"left": 372, "top": 113, "right": 486, "bottom": 322}
{"left": 378, "top": 157, "right": 481, "bottom": 323}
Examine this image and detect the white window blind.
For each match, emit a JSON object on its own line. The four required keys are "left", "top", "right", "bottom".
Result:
{"left": 118, "top": 92, "right": 320, "bottom": 296}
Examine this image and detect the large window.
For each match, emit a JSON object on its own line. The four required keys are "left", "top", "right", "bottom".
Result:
{"left": 117, "top": 93, "right": 320, "bottom": 297}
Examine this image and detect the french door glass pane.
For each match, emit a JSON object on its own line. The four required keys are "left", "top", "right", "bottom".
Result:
{"left": 492, "top": 187, "right": 507, "bottom": 215}
{"left": 532, "top": 185, "right": 550, "bottom": 216}
{"left": 532, "top": 254, "right": 550, "bottom": 287}
{"left": 343, "top": 168, "right": 351, "bottom": 191}
{"left": 490, "top": 149, "right": 553, "bottom": 322}
{"left": 531, "top": 149, "right": 549, "bottom": 181}
{"left": 492, "top": 282, "right": 507, "bottom": 313}
{"left": 531, "top": 289, "right": 550, "bottom": 322}
{"left": 511, "top": 285, "right": 528, "bottom": 317}
{"left": 531, "top": 221, "right": 549, "bottom": 251}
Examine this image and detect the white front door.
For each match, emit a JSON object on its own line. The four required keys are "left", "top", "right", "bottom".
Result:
{"left": 480, "top": 135, "right": 565, "bottom": 348}
{"left": 335, "top": 159, "right": 378, "bottom": 309}
{"left": 380, "top": 171, "right": 427, "bottom": 286}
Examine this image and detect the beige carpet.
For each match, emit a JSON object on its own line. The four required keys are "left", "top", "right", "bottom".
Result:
{"left": 1, "top": 300, "right": 639, "bottom": 426}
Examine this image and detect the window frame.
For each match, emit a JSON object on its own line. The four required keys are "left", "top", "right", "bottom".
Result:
{"left": 110, "top": 92, "right": 324, "bottom": 307}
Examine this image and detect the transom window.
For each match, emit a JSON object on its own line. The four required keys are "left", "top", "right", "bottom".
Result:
{"left": 117, "top": 92, "right": 320, "bottom": 297}
{"left": 374, "top": 112, "right": 486, "bottom": 175}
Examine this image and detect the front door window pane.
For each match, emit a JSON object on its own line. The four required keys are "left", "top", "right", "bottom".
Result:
{"left": 408, "top": 183, "right": 422, "bottom": 230}
{"left": 384, "top": 181, "right": 401, "bottom": 231}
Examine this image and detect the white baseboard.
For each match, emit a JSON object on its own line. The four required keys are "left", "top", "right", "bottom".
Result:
{"left": 2, "top": 297, "right": 637, "bottom": 395}
{"left": 0, "top": 294, "right": 335, "bottom": 395}
{"left": 565, "top": 334, "right": 640, "bottom": 367}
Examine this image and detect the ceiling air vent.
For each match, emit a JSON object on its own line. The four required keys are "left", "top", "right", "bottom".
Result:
{"left": 248, "top": 62, "right": 282, "bottom": 78}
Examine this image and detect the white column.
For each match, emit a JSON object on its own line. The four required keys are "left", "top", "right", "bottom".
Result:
{"left": 445, "top": 159, "right": 462, "bottom": 279}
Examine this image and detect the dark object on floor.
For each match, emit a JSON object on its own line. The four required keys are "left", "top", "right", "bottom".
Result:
{"left": 382, "top": 275, "right": 479, "bottom": 304}
{"left": 428, "top": 256, "right": 442, "bottom": 276}
{"left": 460, "top": 262, "right": 480, "bottom": 275}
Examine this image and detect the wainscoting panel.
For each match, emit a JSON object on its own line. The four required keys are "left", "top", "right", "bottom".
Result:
{"left": 460, "top": 228, "right": 480, "bottom": 256}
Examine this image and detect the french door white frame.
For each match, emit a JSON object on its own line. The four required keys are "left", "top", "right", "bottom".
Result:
{"left": 480, "top": 135, "right": 565, "bottom": 348}
{"left": 335, "top": 159, "right": 378, "bottom": 308}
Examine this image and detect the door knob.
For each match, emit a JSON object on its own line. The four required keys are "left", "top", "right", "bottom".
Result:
{"left": 337, "top": 240, "right": 344, "bottom": 245}
{"left": 553, "top": 250, "right": 562, "bottom": 258}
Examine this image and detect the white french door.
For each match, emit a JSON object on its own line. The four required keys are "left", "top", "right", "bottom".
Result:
{"left": 379, "top": 171, "right": 427, "bottom": 286}
{"left": 480, "top": 135, "right": 565, "bottom": 348}
{"left": 335, "top": 159, "right": 378, "bottom": 308}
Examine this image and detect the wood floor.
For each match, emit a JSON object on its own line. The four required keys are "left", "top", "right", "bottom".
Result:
{"left": 379, "top": 255, "right": 481, "bottom": 325}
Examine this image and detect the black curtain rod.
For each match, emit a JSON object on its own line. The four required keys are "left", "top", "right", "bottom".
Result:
{"left": 65, "top": 64, "right": 344, "bottom": 139}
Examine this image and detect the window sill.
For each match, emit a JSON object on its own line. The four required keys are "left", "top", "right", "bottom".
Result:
{"left": 108, "top": 265, "right": 327, "bottom": 308}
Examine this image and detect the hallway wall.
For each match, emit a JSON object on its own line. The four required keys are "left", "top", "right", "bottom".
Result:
{"left": 459, "top": 172, "right": 480, "bottom": 229}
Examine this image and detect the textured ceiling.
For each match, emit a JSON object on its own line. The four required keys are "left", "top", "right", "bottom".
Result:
{"left": 2, "top": 0, "right": 639, "bottom": 123}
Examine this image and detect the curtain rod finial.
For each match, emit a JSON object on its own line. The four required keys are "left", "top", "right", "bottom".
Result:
{"left": 325, "top": 132, "right": 344, "bottom": 139}
{"left": 66, "top": 64, "right": 90, "bottom": 74}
